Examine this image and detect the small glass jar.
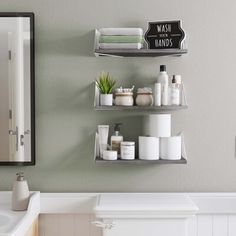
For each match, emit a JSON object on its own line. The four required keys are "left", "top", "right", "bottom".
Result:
{"left": 135, "top": 88, "right": 153, "bottom": 106}
{"left": 120, "top": 141, "right": 135, "bottom": 160}
{"left": 115, "top": 92, "right": 134, "bottom": 106}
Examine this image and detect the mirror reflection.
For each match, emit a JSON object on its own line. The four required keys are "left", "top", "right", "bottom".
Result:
{"left": 0, "top": 13, "right": 34, "bottom": 164}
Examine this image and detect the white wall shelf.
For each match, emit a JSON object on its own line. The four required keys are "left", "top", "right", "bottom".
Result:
{"left": 94, "top": 29, "right": 188, "bottom": 58}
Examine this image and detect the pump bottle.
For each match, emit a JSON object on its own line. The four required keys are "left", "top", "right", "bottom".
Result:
{"left": 12, "top": 172, "right": 30, "bottom": 211}
{"left": 111, "top": 123, "right": 123, "bottom": 155}
{"left": 171, "top": 75, "right": 182, "bottom": 105}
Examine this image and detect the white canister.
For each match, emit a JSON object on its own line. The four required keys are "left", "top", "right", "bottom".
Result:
{"left": 139, "top": 136, "right": 159, "bottom": 160}
{"left": 160, "top": 136, "right": 182, "bottom": 160}
{"left": 120, "top": 141, "right": 135, "bottom": 160}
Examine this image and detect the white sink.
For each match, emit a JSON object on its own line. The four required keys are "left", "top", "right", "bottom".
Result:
{"left": 0, "top": 192, "right": 40, "bottom": 236}
{"left": 0, "top": 214, "right": 10, "bottom": 227}
{"left": 0, "top": 211, "right": 22, "bottom": 233}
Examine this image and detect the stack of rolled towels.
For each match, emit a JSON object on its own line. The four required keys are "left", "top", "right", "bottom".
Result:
{"left": 98, "top": 28, "right": 143, "bottom": 50}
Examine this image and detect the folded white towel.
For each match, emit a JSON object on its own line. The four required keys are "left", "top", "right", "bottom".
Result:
{"left": 99, "top": 43, "right": 142, "bottom": 49}
{"left": 99, "top": 28, "right": 143, "bottom": 36}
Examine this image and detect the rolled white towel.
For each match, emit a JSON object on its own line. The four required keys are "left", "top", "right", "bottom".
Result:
{"left": 99, "top": 43, "right": 142, "bottom": 49}
{"left": 99, "top": 28, "right": 143, "bottom": 36}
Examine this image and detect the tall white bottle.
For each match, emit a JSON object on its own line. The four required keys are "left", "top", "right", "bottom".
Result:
{"left": 157, "top": 65, "right": 169, "bottom": 105}
{"left": 12, "top": 172, "right": 30, "bottom": 211}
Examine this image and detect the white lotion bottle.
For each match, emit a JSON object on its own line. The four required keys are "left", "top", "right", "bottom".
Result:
{"left": 12, "top": 172, "right": 30, "bottom": 211}
{"left": 157, "top": 65, "right": 169, "bottom": 106}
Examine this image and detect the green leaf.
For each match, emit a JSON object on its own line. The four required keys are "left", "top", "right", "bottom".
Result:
{"left": 95, "top": 72, "right": 116, "bottom": 94}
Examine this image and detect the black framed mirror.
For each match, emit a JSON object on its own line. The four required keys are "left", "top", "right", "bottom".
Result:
{"left": 0, "top": 12, "right": 35, "bottom": 165}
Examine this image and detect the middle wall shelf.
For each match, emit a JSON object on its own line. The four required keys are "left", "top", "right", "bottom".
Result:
{"left": 95, "top": 105, "right": 188, "bottom": 112}
{"left": 94, "top": 83, "right": 188, "bottom": 113}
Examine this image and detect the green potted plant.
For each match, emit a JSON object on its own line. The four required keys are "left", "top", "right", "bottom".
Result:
{"left": 96, "top": 72, "right": 116, "bottom": 106}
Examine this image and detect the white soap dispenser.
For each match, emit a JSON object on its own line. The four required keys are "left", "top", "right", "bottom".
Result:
{"left": 12, "top": 172, "right": 30, "bottom": 211}
{"left": 171, "top": 75, "right": 182, "bottom": 105}
{"left": 111, "top": 123, "right": 123, "bottom": 155}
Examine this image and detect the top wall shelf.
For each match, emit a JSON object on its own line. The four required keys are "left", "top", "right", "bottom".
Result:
{"left": 94, "top": 49, "right": 188, "bottom": 57}
{"left": 94, "top": 29, "right": 188, "bottom": 58}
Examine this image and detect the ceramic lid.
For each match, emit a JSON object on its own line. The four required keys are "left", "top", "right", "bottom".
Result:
{"left": 137, "top": 87, "right": 153, "bottom": 94}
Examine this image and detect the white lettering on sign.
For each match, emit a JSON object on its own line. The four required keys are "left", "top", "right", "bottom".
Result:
{"left": 155, "top": 39, "right": 173, "bottom": 47}
{"left": 157, "top": 24, "right": 171, "bottom": 33}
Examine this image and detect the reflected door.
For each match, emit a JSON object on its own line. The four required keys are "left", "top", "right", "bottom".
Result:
{"left": 0, "top": 13, "right": 34, "bottom": 165}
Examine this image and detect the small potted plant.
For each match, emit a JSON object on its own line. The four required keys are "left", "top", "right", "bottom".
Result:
{"left": 96, "top": 72, "right": 116, "bottom": 106}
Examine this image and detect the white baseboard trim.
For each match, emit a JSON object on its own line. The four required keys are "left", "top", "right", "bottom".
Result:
{"left": 40, "top": 192, "right": 236, "bottom": 215}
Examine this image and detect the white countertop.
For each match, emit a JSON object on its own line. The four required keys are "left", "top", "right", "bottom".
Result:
{"left": 0, "top": 192, "right": 40, "bottom": 236}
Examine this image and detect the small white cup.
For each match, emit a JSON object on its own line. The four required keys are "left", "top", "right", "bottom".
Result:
{"left": 103, "top": 150, "right": 118, "bottom": 160}
{"left": 160, "top": 136, "right": 181, "bottom": 160}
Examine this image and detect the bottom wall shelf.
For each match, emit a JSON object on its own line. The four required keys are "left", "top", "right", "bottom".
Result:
{"left": 95, "top": 156, "right": 187, "bottom": 165}
{"left": 94, "top": 133, "right": 187, "bottom": 165}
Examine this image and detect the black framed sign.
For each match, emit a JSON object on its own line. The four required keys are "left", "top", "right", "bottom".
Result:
{"left": 144, "top": 20, "right": 185, "bottom": 49}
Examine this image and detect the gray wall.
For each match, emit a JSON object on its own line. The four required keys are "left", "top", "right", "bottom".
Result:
{"left": 0, "top": 0, "right": 236, "bottom": 192}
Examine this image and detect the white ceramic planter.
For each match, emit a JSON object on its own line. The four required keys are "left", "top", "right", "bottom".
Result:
{"left": 100, "top": 94, "right": 113, "bottom": 106}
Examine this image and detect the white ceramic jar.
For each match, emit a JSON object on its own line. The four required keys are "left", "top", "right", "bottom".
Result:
{"left": 136, "top": 88, "right": 153, "bottom": 106}
{"left": 120, "top": 141, "right": 135, "bottom": 160}
{"left": 115, "top": 92, "right": 134, "bottom": 106}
